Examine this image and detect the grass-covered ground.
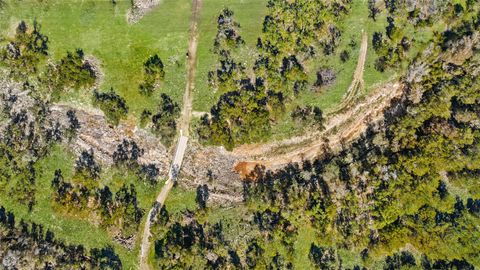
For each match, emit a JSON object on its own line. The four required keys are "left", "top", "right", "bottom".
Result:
{"left": 0, "top": 0, "right": 191, "bottom": 116}
{"left": 0, "top": 144, "right": 168, "bottom": 269}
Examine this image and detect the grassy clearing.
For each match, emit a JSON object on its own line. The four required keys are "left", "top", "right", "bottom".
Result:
{"left": 268, "top": 0, "right": 393, "bottom": 140}
{"left": 0, "top": 0, "right": 191, "bottom": 117}
{"left": 164, "top": 185, "right": 197, "bottom": 214}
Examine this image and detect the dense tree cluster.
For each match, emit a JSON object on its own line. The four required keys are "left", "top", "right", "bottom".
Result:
{"left": 51, "top": 168, "right": 143, "bottom": 236}
{"left": 75, "top": 149, "right": 101, "bottom": 180}
{"left": 136, "top": 163, "right": 160, "bottom": 185}
{"left": 150, "top": 209, "right": 294, "bottom": 269}
{"left": 213, "top": 8, "right": 244, "bottom": 53}
{"left": 112, "top": 139, "right": 160, "bottom": 185}
{"left": 92, "top": 88, "right": 128, "bottom": 126}
{"left": 197, "top": 78, "right": 271, "bottom": 150}
{"left": 208, "top": 49, "right": 246, "bottom": 93}
{"left": 112, "top": 139, "right": 144, "bottom": 169}
{"left": 309, "top": 244, "right": 337, "bottom": 269}
{"left": 0, "top": 81, "right": 67, "bottom": 209}
{"left": 370, "top": 0, "right": 477, "bottom": 72}
{"left": 198, "top": 0, "right": 350, "bottom": 148}
{"left": 152, "top": 9, "right": 480, "bottom": 268}
{"left": 0, "top": 205, "right": 122, "bottom": 269}
{"left": 241, "top": 13, "right": 480, "bottom": 268}
{"left": 139, "top": 54, "right": 165, "bottom": 95}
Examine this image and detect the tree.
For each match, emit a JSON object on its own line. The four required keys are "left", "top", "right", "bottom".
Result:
{"left": 112, "top": 139, "right": 144, "bottom": 168}
{"left": 0, "top": 20, "right": 48, "bottom": 77}
{"left": 195, "top": 184, "right": 209, "bottom": 210}
{"left": 66, "top": 109, "right": 81, "bottom": 140}
{"left": 213, "top": 8, "right": 244, "bottom": 53}
{"left": 139, "top": 54, "right": 165, "bottom": 95}
{"left": 372, "top": 32, "right": 384, "bottom": 51}
{"left": 149, "top": 93, "right": 180, "bottom": 146}
{"left": 90, "top": 246, "right": 122, "bottom": 270}
{"left": 46, "top": 48, "right": 96, "bottom": 93}
{"left": 75, "top": 149, "right": 101, "bottom": 179}
{"left": 340, "top": 50, "right": 350, "bottom": 62}
{"left": 309, "top": 244, "right": 336, "bottom": 269}
{"left": 92, "top": 88, "right": 128, "bottom": 126}
{"left": 368, "top": 0, "right": 380, "bottom": 21}
{"left": 386, "top": 16, "right": 397, "bottom": 39}
{"left": 137, "top": 164, "right": 160, "bottom": 185}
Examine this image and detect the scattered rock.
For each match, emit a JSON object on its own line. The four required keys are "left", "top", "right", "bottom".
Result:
{"left": 127, "top": 0, "right": 161, "bottom": 24}
{"left": 181, "top": 142, "right": 244, "bottom": 204}
{"left": 50, "top": 103, "right": 171, "bottom": 174}
{"left": 315, "top": 67, "right": 336, "bottom": 88}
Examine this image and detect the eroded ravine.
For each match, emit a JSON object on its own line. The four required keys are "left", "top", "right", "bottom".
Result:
{"left": 233, "top": 31, "right": 404, "bottom": 174}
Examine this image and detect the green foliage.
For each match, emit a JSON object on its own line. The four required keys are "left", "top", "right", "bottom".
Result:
{"left": 139, "top": 54, "right": 165, "bottom": 95}
{"left": 0, "top": 206, "right": 123, "bottom": 269}
{"left": 291, "top": 105, "right": 325, "bottom": 130}
{"left": 92, "top": 88, "right": 128, "bottom": 126}
{"left": 141, "top": 93, "right": 180, "bottom": 146}
{"left": 45, "top": 48, "right": 96, "bottom": 97}
{"left": 0, "top": 20, "right": 48, "bottom": 78}
{"left": 52, "top": 166, "right": 144, "bottom": 237}
{"left": 197, "top": 79, "right": 271, "bottom": 150}
{"left": 198, "top": 0, "right": 352, "bottom": 148}
{"left": 213, "top": 8, "right": 245, "bottom": 53}
{"left": 309, "top": 244, "right": 337, "bottom": 269}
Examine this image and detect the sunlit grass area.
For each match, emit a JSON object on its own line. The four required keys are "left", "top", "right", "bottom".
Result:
{"left": 0, "top": 0, "right": 191, "bottom": 117}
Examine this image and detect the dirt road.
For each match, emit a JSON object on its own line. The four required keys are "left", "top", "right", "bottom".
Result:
{"left": 179, "top": 0, "right": 202, "bottom": 136}
{"left": 333, "top": 30, "right": 368, "bottom": 113}
{"left": 234, "top": 82, "right": 402, "bottom": 172}
{"left": 138, "top": 0, "right": 201, "bottom": 267}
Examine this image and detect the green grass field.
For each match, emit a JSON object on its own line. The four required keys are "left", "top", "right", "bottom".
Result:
{"left": 0, "top": 0, "right": 191, "bottom": 117}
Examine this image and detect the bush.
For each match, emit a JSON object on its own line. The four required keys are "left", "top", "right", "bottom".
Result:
{"left": 139, "top": 54, "right": 165, "bottom": 95}
{"left": 47, "top": 49, "right": 96, "bottom": 93}
{"left": 150, "top": 93, "right": 180, "bottom": 146}
{"left": 92, "top": 88, "right": 128, "bottom": 126}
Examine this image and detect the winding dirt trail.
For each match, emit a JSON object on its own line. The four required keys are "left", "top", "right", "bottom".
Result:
{"left": 138, "top": 0, "right": 201, "bottom": 268}
{"left": 233, "top": 31, "right": 404, "bottom": 172}
{"left": 332, "top": 30, "right": 368, "bottom": 114}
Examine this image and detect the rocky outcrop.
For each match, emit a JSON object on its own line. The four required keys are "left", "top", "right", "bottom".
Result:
{"left": 181, "top": 142, "right": 244, "bottom": 203}
{"left": 50, "top": 103, "right": 171, "bottom": 174}
{"left": 126, "top": 0, "right": 161, "bottom": 24}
